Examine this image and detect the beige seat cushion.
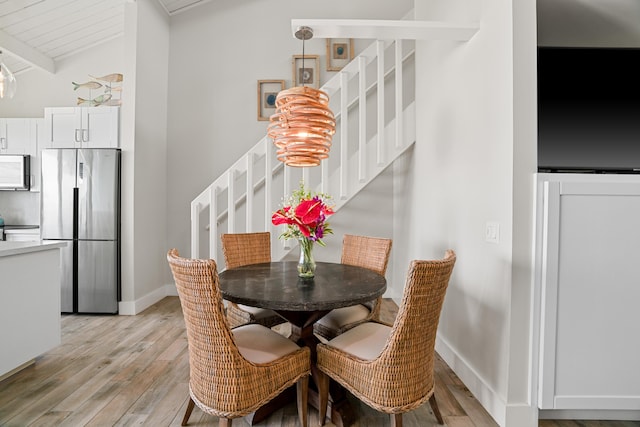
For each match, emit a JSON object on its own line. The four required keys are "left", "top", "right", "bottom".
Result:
{"left": 326, "top": 322, "right": 391, "bottom": 361}
{"left": 316, "top": 304, "right": 370, "bottom": 330}
{"left": 237, "top": 304, "right": 280, "bottom": 320}
{"left": 233, "top": 324, "right": 300, "bottom": 363}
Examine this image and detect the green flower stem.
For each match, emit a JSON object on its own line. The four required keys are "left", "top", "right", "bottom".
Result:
{"left": 298, "top": 238, "right": 316, "bottom": 279}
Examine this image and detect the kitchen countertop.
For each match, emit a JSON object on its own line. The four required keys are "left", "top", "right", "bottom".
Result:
{"left": 2, "top": 225, "right": 39, "bottom": 230}
{"left": 0, "top": 241, "right": 66, "bottom": 258}
{"left": 3, "top": 224, "right": 39, "bottom": 229}
{"left": 3, "top": 225, "right": 39, "bottom": 235}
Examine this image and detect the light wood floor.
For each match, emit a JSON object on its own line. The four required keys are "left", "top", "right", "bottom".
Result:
{"left": 0, "top": 297, "right": 636, "bottom": 427}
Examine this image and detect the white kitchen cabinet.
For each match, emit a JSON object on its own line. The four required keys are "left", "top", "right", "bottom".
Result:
{"left": 30, "top": 118, "right": 45, "bottom": 192}
{"left": 4, "top": 229, "right": 40, "bottom": 242}
{"left": 536, "top": 174, "right": 640, "bottom": 412}
{"left": 44, "top": 106, "right": 119, "bottom": 149}
{"left": 0, "top": 118, "right": 35, "bottom": 155}
{"left": 0, "top": 118, "right": 41, "bottom": 192}
{"left": 0, "top": 242, "right": 65, "bottom": 379}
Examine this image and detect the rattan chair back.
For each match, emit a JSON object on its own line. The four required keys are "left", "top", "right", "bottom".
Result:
{"left": 379, "top": 250, "right": 456, "bottom": 408}
{"left": 341, "top": 234, "right": 392, "bottom": 276}
{"left": 167, "top": 249, "right": 310, "bottom": 425}
{"left": 220, "top": 232, "right": 286, "bottom": 329}
{"left": 317, "top": 250, "right": 456, "bottom": 425}
{"left": 341, "top": 234, "right": 392, "bottom": 315}
{"left": 221, "top": 232, "right": 271, "bottom": 269}
{"left": 313, "top": 235, "right": 393, "bottom": 341}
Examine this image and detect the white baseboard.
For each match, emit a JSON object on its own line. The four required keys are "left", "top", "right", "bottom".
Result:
{"left": 505, "top": 403, "right": 538, "bottom": 427}
{"left": 118, "top": 283, "right": 177, "bottom": 315}
{"left": 165, "top": 283, "right": 178, "bottom": 297}
{"left": 435, "top": 336, "right": 540, "bottom": 426}
{"left": 435, "top": 335, "right": 507, "bottom": 426}
{"left": 539, "top": 409, "right": 640, "bottom": 421}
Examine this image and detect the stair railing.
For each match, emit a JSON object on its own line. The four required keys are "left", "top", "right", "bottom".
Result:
{"left": 191, "top": 38, "right": 416, "bottom": 261}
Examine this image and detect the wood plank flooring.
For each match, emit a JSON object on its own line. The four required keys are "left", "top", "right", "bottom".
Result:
{"left": 0, "top": 297, "right": 635, "bottom": 426}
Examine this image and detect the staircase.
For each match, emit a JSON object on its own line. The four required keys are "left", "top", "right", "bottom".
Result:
{"left": 190, "top": 38, "right": 416, "bottom": 261}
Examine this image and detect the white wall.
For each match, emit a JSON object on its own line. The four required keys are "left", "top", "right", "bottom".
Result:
{"left": 165, "top": 0, "right": 413, "bottom": 270}
{"left": 411, "top": 1, "right": 640, "bottom": 425}
{"left": 508, "top": 0, "right": 538, "bottom": 424}
{"left": 119, "top": 0, "right": 170, "bottom": 311}
{"left": 0, "top": 191, "right": 39, "bottom": 225}
{"left": 409, "top": 1, "right": 536, "bottom": 425}
{"left": 0, "top": 38, "right": 124, "bottom": 117}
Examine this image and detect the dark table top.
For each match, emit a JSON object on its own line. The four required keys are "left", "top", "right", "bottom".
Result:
{"left": 219, "top": 261, "right": 386, "bottom": 312}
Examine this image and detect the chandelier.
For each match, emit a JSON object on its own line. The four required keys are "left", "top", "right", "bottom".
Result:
{"left": 267, "top": 26, "right": 335, "bottom": 167}
{"left": 0, "top": 51, "right": 17, "bottom": 99}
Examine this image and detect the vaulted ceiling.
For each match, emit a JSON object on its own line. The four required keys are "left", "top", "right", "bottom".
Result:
{"left": 0, "top": 0, "right": 210, "bottom": 75}
{"left": 2, "top": 0, "right": 638, "bottom": 77}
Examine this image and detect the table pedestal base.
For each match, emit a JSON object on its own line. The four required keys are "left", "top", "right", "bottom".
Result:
{"left": 309, "top": 383, "right": 356, "bottom": 427}
{"left": 244, "top": 385, "right": 356, "bottom": 427}
{"left": 244, "top": 309, "right": 356, "bottom": 427}
{"left": 244, "top": 387, "right": 296, "bottom": 425}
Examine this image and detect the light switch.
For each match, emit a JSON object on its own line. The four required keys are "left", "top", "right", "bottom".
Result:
{"left": 485, "top": 221, "right": 500, "bottom": 244}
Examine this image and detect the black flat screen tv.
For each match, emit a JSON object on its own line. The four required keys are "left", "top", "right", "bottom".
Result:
{"left": 537, "top": 46, "right": 640, "bottom": 173}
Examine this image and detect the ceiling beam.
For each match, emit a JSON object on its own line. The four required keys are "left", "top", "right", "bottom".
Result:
{"left": 291, "top": 19, "right": 479, "bottom": 41}
{"left": 0, "top": 28, "right": 56, "bottom": 74}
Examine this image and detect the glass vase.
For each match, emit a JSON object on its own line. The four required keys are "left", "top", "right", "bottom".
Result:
{"left": 297, "top": 238, "right": 316, "bottom": 279}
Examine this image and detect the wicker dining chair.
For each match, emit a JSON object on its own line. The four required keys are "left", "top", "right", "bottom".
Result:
{"left": 221, "top": 232, "right": 287, "bottom": 329}
{"left": 316, "top": 250, "right": 456, "bottom": 427}
{"left": 167, "top": 249, "right": 310, "bottom": 427}
{"left": 313, "top": 234, "right": 392, "bottom": 341}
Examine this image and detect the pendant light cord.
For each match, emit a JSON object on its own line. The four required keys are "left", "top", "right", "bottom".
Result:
{"left": 295, "top": 26, "right": 313, "bottom": 88}
{"left": 301, "top": 37, "right": 306, "bottom": 87}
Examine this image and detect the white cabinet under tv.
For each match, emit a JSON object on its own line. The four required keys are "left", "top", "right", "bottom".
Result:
{"left": 536, "top": 173, "right": 640, "bottom": 414}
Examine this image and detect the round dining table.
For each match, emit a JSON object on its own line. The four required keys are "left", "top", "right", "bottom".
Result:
{"left": 219, "top": 260, "right": 387, "bottom": 427}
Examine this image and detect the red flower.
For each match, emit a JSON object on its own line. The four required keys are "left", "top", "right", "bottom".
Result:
{"left": 295, "top": 199, "right": 322, "bottom": 225}
{"left": 297, "top": 223, "right": 312, "bottom": 238}
{"left": 271, "top": 207, "right": 293, "bottom": 225}
{"left": 271, "top": 184, "right": 334, "bottom": 244}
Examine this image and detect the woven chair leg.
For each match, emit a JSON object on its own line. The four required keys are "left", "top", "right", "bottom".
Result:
{"left": 218, "top": 418, "right": 231, "bottom": 427}
{"left": 317, "top": 370, "right": 330, "bottom": 425}
{"left": 296, "top": 375, "right": 309, "bottom": 427}
{"left": 390, "top": 413, "right": 403, "bottom": 427}
{"left": 429, "top": 394, "right": 444, "bottom": 424}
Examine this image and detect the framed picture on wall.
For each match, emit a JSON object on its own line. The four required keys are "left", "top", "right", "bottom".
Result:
{"left": 257, "top": 80, "right": 285, "bottom": 121}
{"left": 292, "top": 55, "right": 319, "bottom": 88}
{"left": 326, "top": 38, "right": 354, "bottom": 71}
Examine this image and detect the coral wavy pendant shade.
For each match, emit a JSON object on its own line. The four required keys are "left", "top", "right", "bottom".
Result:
{"left": 0, "top": 51, "right": 17, "bottom": 99}
{"left": 267, "top": 26, "right": 336, "bottom": 167}
{"left": 268, "top": 86, "right": 336, "bottom": 167}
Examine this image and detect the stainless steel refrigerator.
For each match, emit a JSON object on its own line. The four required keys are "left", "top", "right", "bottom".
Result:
{"left": 41, "top": 148, "right": 121, "bottom": 314}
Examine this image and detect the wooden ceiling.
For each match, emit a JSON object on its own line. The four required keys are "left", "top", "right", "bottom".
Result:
{"left": 0, "top": 0, "right": 210, "bottom": 75}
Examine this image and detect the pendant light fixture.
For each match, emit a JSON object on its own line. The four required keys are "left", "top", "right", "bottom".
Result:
{"left": 267, "top": 26, "right": 335, "bottom": 167}
{"left": 0, "top": 51, "right": 17, "bottom": 99}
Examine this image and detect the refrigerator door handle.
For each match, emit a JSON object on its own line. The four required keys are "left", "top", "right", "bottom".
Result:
{"left": 73, "top": 187, "right": 79, "bottom": 239}
{"left": 74, "top": 129, "right": 81, "bottom": 143}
